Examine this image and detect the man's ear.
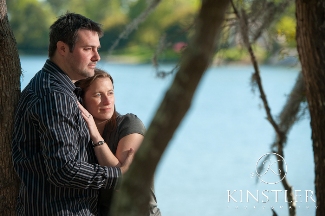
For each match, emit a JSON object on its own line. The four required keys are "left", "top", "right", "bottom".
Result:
{"left": 57, "top": 41, "right": 68, "bottom": 56}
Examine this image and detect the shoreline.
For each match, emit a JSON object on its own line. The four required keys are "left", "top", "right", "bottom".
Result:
{"left": 18, "top": 53, "right": 301, "bottom": 68}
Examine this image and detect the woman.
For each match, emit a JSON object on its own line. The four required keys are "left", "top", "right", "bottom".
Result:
{"left": 76, "top": 68, "right": 161, "bottom": 216}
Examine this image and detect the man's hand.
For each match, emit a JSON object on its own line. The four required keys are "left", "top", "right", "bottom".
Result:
{"left": 120, "top": 148, "right": 135, "bottom": 174}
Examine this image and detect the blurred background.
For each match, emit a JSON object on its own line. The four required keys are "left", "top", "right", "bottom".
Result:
{"left": 7, "top": 0, "right": 296, "bottom": 65}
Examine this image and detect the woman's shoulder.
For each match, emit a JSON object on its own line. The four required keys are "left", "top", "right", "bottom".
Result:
{"left": 116, "top": 113, "right": 146, "bottom": 135}
{"left": 117, "top": 113, "right": 142, "bottom": 122}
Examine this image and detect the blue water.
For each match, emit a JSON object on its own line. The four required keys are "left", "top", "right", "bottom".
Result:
{"left": 20, "top": 56, "right": 315, "bottom": 216}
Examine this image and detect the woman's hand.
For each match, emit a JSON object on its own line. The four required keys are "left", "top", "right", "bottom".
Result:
{"left": 120, "top": 148, "right": 135, "bottom": 174}
{"left": 77, "top": 101, "right": 102, "bottom": 141}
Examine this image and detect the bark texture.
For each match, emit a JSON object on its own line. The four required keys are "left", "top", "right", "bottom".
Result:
{"left": 111, "top": 0, "right": 230, "bottom": 215}
{"left": 296, "top": 0, "right": 325, "bottom": 214}
{"left": 0, "top": 1, "right": 21, "bottom": 215}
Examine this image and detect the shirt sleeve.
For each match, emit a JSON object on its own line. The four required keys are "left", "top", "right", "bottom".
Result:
{"left": 33, "top": 92, "right": 121, "bottom": 189}
{"left": 118, "top": 113, "right": 146, "bottom": 141}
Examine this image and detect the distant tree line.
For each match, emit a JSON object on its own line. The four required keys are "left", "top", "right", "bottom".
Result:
{"left": 7, "top": 0, "right": 296, "bottom": 64}
{"left": 7, "top": 0, "right": 197, "bottom": 59}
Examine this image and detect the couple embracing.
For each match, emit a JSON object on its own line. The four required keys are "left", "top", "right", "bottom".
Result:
{"left": 12, "top": 12, "right": 161, "bottom": 216}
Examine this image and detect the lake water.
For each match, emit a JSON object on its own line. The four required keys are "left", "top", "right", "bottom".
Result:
{"left": 20, "top": 56, "right": 315, "bottom": 216}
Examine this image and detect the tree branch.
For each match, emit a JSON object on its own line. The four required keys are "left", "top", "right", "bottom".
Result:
{"left": 271, "top": 73, "right": 305, "bottom": 150}
{"left": 231, "top": 1, "right": 296, "bottom": 216}
{"left": 110, "top": 0, "right": 231, "bottom": 215}
{"left": 108, "top": 0, "right": 162, "bottom": 54}
{"left": 249, "top": 0, "right": 292, "bottom": 42}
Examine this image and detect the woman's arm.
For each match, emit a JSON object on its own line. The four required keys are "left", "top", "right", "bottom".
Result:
{"left": 78, "top": 102, "right": 139, "bottom": 173}
{"left": 115, "top": 133, "right": 143, "bottom": 164}
{"left": 78, "top": 102, "right": 121, "bottom": 167}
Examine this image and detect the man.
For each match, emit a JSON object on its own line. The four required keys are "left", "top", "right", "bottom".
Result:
{"left": 12, "top": 13, "right": 132, "bottom": 215}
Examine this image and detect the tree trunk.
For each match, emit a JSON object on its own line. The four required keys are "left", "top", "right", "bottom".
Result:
{"left": 0, "top": 0, "right": 21, "bottom": 215}
{"left": 296, "top": 0, "right": 325, "bottom": 214}
{"left": 111, "top": 0, "right": 230, "bottom": 215}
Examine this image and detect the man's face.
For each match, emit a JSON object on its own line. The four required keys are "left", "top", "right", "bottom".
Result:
{"left": 65, "top": 29, "right": 101, "bottom": 81}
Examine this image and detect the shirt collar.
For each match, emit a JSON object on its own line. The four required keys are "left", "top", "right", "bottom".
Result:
{"left": 43, "top": 59, "right": 76, "bottom": 93}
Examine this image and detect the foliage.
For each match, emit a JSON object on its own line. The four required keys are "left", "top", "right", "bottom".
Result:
{"left": 218, "top": 47, "right": 248, "bottom": 62}
{"left": 216, "top": 45, "right": 266, "bottom": 63}
{"left": 265, "top": 3, "right": 297, "bottom": 62}
{"left": 43, "top": 0, "right": 66, "bottom": 15}
{"left": 7, "top": 0, "right": 199, "bottom": 58}
{"left": 7, "top": 0, "right": 296, "bottom": 63}
{"left": 107, "top": 45, "right": 181, "bottom": 63}
{"left": 133, "top": 0, "right": 198, "bottom": 45}
{"left": 274, "top": 16, "right": 296, "bottom": 47}
{"left": 7, "top": 0, "right": 55, "bottom": 54}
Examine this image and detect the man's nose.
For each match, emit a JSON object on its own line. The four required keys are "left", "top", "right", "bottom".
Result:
{"left": 92, "top": 49, "right": 100, "bottom": 62}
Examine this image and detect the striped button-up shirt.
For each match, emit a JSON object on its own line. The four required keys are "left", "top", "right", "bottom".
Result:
{"left": 12, "top": 60, "right": 121, "bottom": 215}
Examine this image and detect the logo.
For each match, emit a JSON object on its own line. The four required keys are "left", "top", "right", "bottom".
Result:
{"left": 254, "top": 153, "right": 288, "bottom": 185}
{"left": 227, "top": 152, "right": 317, "bottom": 210}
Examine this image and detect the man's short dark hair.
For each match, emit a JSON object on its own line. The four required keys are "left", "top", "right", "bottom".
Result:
{"left": 48, "top": 12, "right": 103, "bottom": 58}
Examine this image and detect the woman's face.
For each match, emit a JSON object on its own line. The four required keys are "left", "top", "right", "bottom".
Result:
{"left": 83, "top": 77, "right": 115, "bottom": 122}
